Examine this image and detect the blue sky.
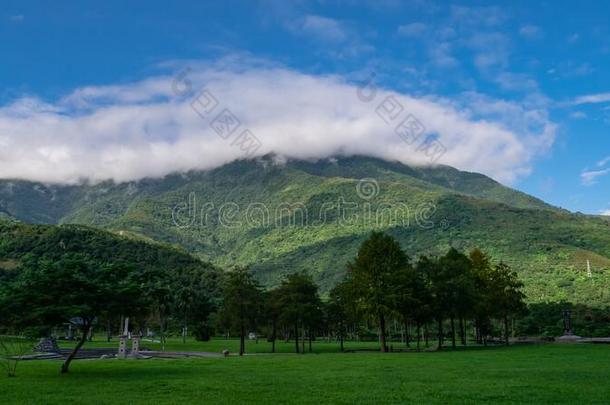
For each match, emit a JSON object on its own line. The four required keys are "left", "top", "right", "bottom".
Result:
{"left": 1, "top": 0, "right": 609, "bottom": 214}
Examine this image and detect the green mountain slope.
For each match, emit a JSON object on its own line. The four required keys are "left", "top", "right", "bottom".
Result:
{"left": 0, "top": 220, "right": 220, "bottom": 285}
{"left": 0, "top": 155, "right": 608, "bottom": 305}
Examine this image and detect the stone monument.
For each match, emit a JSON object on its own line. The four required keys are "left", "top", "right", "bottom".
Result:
{"left": 118, "top": 335, "right": 128, "bottom": 358}
{"left": 131, "top": 335, "right": 140, "bottom": 357}
{"left": 33, "top": 337, "right": 61, "bottom": 353}
{"left": 118, "top": 316, "right": 129, "bottom": 359}
{"left": 556, "top": 309, "right": 582, "bottom": 342}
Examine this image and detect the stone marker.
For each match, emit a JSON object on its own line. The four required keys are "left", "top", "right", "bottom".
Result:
{"left": 33, "top": 337, "right": 60, "bottom": 353}
{"left": 118, "top": 336, "right": 128, "bottom": 359}
{"left": 556, "top": 308, "right": 582, "bottom": 342}
{"left": 131, "top": 335, "right": 140, "bottom": 357}
{"left": 118, "top": 316, "right": 130, "bottom": 359}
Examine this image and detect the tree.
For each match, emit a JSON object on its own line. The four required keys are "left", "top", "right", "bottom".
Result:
{"left": 276, "top": 272, "right": 322, "bottom": 353}
{"left": 394, "top": 263, "right": 420, "bottom": 348}
{"left": 222, "top": 267, "right": 263, "bottom": 356}
{"left": 469, "top": 250, "right": 526, "bottom": 345}
{"left": 439, "top": 248, "right": 475, "bottom": 349}
{"left": 432, "top": 248, "right": 475, "bottom": 349}
{"left": 139, "top": 267, "right": 173, "bottom": 350}
{"left": 172, "top": 267, "right": 216, "bottom": 344}
{"left": 416, "top": 255, "right": 446, "bottom": 350}
{"left": 348, "top": 232, "right": 408, "bottom": 352}
{"left": 0, "top": 256, "right": 146, "bottom": 373}
{"left": 263, "top": 288, "right": 283, "bottom": 353}
{"left": 327, "top": 279, "right": 356, "bottom": 352}
{"left": 488, "top": 262, "right": 526, "bottom": 345}
{"left": 408, "top": 265, "right": 433, "bottom": 350}
{"left": 470, "top": 248, "right": 494, "bottom": 345}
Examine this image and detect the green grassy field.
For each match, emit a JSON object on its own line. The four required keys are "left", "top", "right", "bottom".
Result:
{"left": 57, "top": 336, "right": 392, "bottom": 353}
{"left": 1, "top": 340, "right": 609, "bottom": 404}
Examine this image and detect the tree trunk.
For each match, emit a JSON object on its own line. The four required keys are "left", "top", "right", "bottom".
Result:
{"left": 308, "top": 329, "right": 312, "bottom": 353}
{"left": 271, "top": 319, "right": 277, "bottom": 353}
{"left": 61, "top": 323, "right": 90, "bottom": 374}
{"left": 459, "top": 317, "right": 466, "bottom": 346}
{"left": 404, "top": 320, "right": 410, "bottom": 347}
{"left": 450, "top": 316, "right": 456, "bottom": 349}
{"left": 379, "top": 313, "right": 388, "bottom": 352}
{"left": 416, "top": 323, "right": 421, "bottom": 351}
{"left": 158, "top": 316, "right": 165, "bottom": 352}
{"left": 437, "top": 318, "right": 443, "bottom": 350}
{"left": 504, "top": 315, "right": 510, "bottom": 346}
{"left": 294, "top": 323, "right": 299, "bottom": 354}
{"left": 424, "top": 324, "right": 429, "bottom": 347}
{"left": 475, "top": 320, "right": 481, "bottom": 344}
{"left": 239, "top": 321, "right": 245, "bottom": 356}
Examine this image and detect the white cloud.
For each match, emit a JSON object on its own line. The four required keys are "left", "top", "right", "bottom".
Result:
{"left": 450, "top": 5, "right": 506, "bottom": 27}
{"left": 397, "top": 22, "right": 427, "bottom": 37}
{"left": 428, "top": 42, "right": 459, "bottom": 68}
{"left": 0, "top": 61, "right": 556, "bottom": 185}
{"left": 467, "top": 32, "right": 511, "bottom": 72}
{"left": 495, "top": 72, "right": 538, "bottom": 92}
{"left": 600, "top": 210, "right": 610, "bottom": 216}
{"left": 581, "top": 169, "right": 610, "bottom": 186}
{"left": 568, "top": 33, "right": 580, "bottom": 44}
{"left": 289, "top": 15, "right": 348, "bottom": 43}
{"left": 570, "top": 111, "right": 587, "bottom": 119}
{"left": 597, "top": 156, "right": 610, "bottom": 167}
{"left": 573, "top": 92, "right": 610, "bottom": 105}
{"left": 519, "top": 25, "right": 542, "bottom": 39}
{"left": 581, "top": 155, "right": 610, "bottom": 185}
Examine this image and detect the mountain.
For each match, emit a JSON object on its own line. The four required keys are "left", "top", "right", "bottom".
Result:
{"left": 0, "top": 155, "right": 608, "bottom": 305}
{"left": 0, "top": 220, "right": 220, "bottom": 288}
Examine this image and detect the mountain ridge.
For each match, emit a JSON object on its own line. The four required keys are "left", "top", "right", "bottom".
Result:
{"left": 0, "top": 155, "right": 558, "bottom": 224}
{"left": 0, "top": 155, "right": 608, "bottom": 305}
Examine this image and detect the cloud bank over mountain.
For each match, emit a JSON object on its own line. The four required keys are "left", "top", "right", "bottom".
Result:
{"left": 0, "top": 60, "right": 556, "bottom": 185}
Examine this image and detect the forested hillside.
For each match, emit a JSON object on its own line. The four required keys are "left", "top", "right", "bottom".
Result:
{"left": 0, "top": 156, "right": 608, "bottom": 306}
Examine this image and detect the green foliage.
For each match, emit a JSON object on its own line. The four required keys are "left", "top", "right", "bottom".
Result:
{"left": 346, "top": 231, "right": 410, "bottom": 351}
{"left": 516, "top": 302, "right": 610, "bottom": 338}
{"left": 0, "top": 256, "right": 150, "bottom": 373}
{"left": 275, "top": 272, "right": 323, "bottom": 353}
{"left": 336, "top": 235, "right": 530, "bottom": 350}
{"left": 221, "top": 267, "right": 264, "bottom": 355}
{"left": 0, "top": 336, "right": 30, "bottom": 377}
{"left": 0, "top": 222, "right": 223, "bottom": 368}
{"left": 0, "top": 155, "right": 609, "bottom": 306}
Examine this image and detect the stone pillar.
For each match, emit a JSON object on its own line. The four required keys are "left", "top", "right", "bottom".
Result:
{"left": 131, "top": 335, "right": 140, "bottom": 357}
{"left": 118, "top": 336, "right": 127, "bottom": 359}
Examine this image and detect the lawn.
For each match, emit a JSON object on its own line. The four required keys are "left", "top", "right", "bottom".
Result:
{"left": 56, "top": 336, "right": 393, "bottom": 353}
{"left": 1, "top": 341, "right": 609, "bottom": 404}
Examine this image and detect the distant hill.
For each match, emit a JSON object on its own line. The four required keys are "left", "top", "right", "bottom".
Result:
{"left": 0, "top": 155, "right": 608, "bottom": 306}
{"left": 0, "top": 220, "right": 220, "bottom": 287}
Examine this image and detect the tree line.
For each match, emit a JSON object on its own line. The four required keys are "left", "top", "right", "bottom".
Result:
{"left": 0, "top": 230, "right": 567, "bottom": 373}
{"left": 219, "top": 232, "right": 527, "bottom": 355}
